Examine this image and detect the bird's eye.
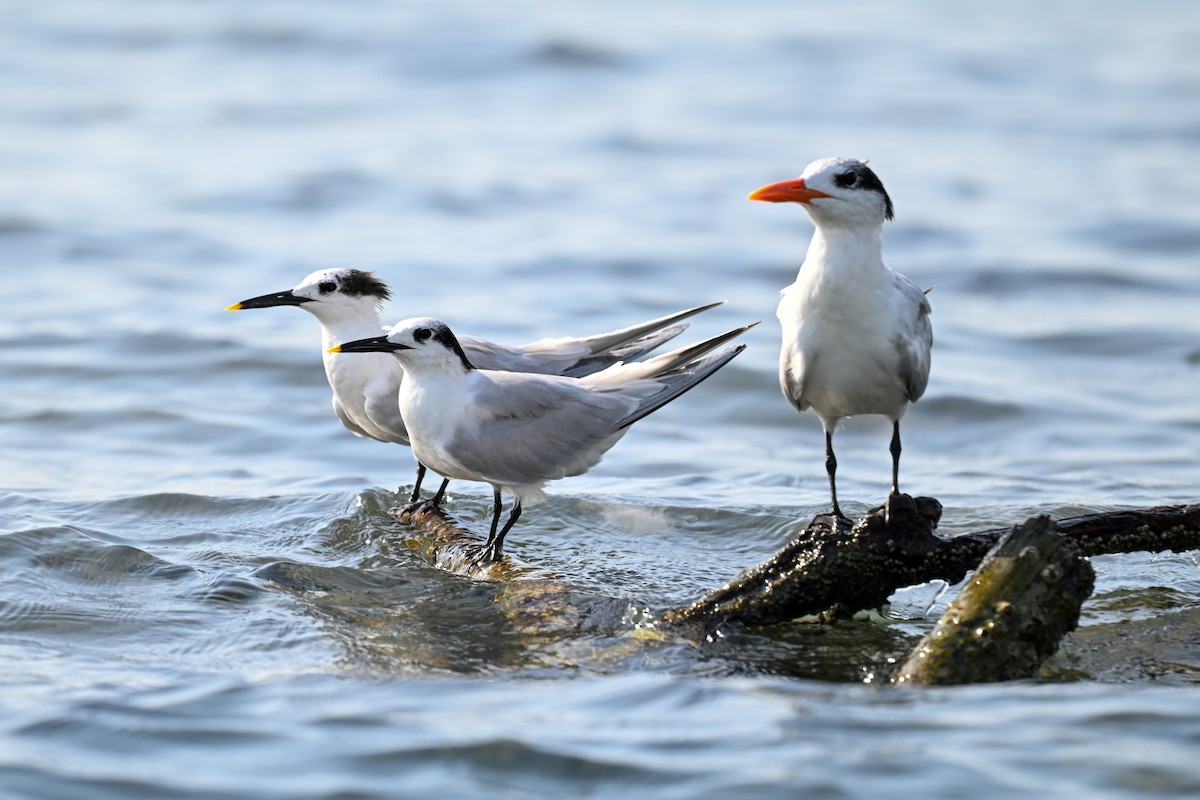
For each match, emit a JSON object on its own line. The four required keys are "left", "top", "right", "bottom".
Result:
{"left": 834, "top": 171, "right": 859, "bottom": 188}
{"left": 318, "top": 281, "right": 337, "bottom": 294}
{"left": 413, "top": 328, "right": 432, "bottom": 342}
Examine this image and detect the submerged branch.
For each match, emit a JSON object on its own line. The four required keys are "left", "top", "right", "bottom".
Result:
{"left": 389, "top": 500, "right": 540, "bottom": 582}
{"left": 388, "top": 500, "right": 629, "bottom": 635}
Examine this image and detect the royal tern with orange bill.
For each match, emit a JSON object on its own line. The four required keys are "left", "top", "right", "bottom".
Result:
{"left": 750, "top": 157, "right": 932, "bottom": 520}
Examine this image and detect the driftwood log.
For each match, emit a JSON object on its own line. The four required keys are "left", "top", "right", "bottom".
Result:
{"left": 662, "top": 497, "right": 1200, "bottom": 628}
{"left": 892, "top": 515, "right": 1094, "bottom": 685}
{"left": 388, "top": 495, "right": 1200, "bottom": 681}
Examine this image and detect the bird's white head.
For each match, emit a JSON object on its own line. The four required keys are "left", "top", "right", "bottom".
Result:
{"left": 226, "top": 267, "right": 392, "bottom": 323}
{"left": 749, "top": 157, "right": 894, "bottom": 228}
{"left": 329, "top": 316, "right": 475, "bottom": 374}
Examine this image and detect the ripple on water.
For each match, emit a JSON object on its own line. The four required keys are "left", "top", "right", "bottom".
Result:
{"left": 0, "top": 522, "right": 281, "bottom": 659}
{"left": 180, "top": 168, "right": 383, "bottom": 215}
{"left": 1074, "top": 217, "right": 1200, "bottom": 256}
{"left": 1, "top": 2, "right": 1199, "bottom": 797}
{"left": 0, "top": 526, "right": 196, "bottom": 637}
{"left": 913, "top": 394, "right": 1025, "bottom": 421}
{"left": 959, "top": 263, "right": 1174, "bottom": 294}
{"left": 525, "top": 39, "right": 629, "bottom": 69}
{"left": 1016, "top": 328, "right": 1188, "bottom": 358}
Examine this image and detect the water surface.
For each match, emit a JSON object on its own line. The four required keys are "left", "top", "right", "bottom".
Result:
{"left": 2, "top": 1, "right": 1199, "bottom": 797}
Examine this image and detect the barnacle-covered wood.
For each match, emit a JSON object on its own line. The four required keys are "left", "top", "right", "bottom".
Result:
{"left": 892, "top": 515, "right": 1094, "bottom": 686}
{"left": 660, "top": 493, "right": 977, "bottom": 627}
{"left": 978, "top": 503, "right": 1200, "bottom": 557}
{"left": 660, "top": 498, "right": 1199, "bottom": 629}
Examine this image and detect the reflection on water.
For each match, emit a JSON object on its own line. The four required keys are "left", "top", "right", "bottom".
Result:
{"left": 2, "top": 0, "right": 1199, "bottom": 797}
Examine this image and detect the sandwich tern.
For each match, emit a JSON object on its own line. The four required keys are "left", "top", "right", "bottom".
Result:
{"left": 330, "top": 317, "right": 753, "bottom": 562}
{"left": 228, "top": 268, "right": 723, "bottom": 506}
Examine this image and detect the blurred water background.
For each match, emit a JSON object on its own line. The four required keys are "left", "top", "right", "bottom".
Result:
{"left": 2, "top": 1, "right": 1199, "bottom": 797}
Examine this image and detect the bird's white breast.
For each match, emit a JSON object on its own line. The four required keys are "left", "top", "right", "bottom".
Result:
{"left": 320, "top": 324, "right": 408, "bottom": 444}
{"left": 398, "top": 371, "right": 489, "bottom": 483}
{"left": 778, "top": 252, "right": 914, "bottom": 425}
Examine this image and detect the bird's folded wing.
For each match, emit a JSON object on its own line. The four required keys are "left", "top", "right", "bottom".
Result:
{"left": 893, "top": 274, "right": 933, "bottom": 403}
{"left": 459, "top": 335, "right": 584, "bottom": 375}
{"left": 450, "top": 373, "right": 631, "bottom": 484}
{"left": 362, "top": 372, "right": 410, "bottom": 444}
{"left": 332, "top": 396, "right": 372, "bottom": 439}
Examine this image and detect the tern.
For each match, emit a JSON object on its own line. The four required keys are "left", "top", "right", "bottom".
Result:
{"left": 749, "top": 157, "right": 932, "bottom": 520}
{"left": 330, "top": 317, "right": 752, "bottom": 562}
{"left": 228, "top": 268, "right": 724, "bottom": 507}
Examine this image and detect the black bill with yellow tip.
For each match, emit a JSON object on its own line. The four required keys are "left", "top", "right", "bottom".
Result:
{"left": 327, "top": 336, "right": 411, "bottom": 354}
{"left": 226, "top": 289, "right": 311, "bottom": 311}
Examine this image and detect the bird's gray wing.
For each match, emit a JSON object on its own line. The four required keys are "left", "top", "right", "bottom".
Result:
{"left": 331, "top": 395, "right": 371, "bottom": 438}
{"left": 526, "top": 302, "right": 724, "bottom": 377}
{"left": 614, "top": 344, "right": 745, "bottom": 429}
{"left": 553, "top": 325, "right": 687, "bottom": 378}
{"left": 456, "top": 302, "right": 724, "bottom": 377}
{"left": 450, "top": 372, "right": 632, "bottom": 485}
{"left": 893, "top": 274, "right": 933, "bottom": 403}
{"left": 538, "top": 301, "right": 723, "bottom": 357}
{"left": 779, "top": 352, "right": 809, "bottom": 412}
{"left": 459, "top": 336, "right": 568, "bottom": 374}
{"left": 361, "top": 370, "right": 410, "bottom": 444}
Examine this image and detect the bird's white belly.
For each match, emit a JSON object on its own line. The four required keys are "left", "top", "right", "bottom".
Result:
{"left": 781, "top": 308, "right": 909, "bottom": 424}
{"left": 400, "top": 384, "right": 488, "bottom": 483}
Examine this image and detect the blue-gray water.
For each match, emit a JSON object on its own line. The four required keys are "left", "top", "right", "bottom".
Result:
{"left": 3, "top": 1, "right": 1199, "bottom": 797}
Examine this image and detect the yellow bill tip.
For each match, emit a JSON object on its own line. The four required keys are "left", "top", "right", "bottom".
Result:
{"left": 225, "top": 302, "right": 243, "bottom": 311}
{"left": 326, "top": 345, "right": 343, "bottom": 353}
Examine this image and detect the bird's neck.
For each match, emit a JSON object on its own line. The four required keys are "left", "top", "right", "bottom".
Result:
{"left": 318, "top": 311, "right": 387, "bottom": 352}
{"left": 802, "top": 222, "right": 886, "bottom": 280}
{"left": 318, "top": 311, "right": 392, "bottom": 390}
{"left": 396, "top": 358, "right": 474, "bottom": 415}
{"left": 395, "top": 349, "right": 474, "bottom": 386}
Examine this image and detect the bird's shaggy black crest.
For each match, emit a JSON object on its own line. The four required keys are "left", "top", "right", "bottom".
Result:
{"left": 428, "top": 322, "right": 476, "bottom": 371}
{"left": 835, "top": 163, "right": 894, "bottom": 221}
{"left": 339, "top": 269, "right": 392, "bottom": 301}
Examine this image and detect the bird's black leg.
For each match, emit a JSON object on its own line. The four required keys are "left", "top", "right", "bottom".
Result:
{"left": 484, "top": 487, "right": 503, "bottom": 550}
{"left": 430, "top": 478, "right": 450, "bottom": 508}
{"left": 825, "top": 429, "right": 845, "bottom": 520}
{"left": 484, "top": 499, "right": 522, "bottom": 563}
{"left": 397, "top": 463, "right": 432, "bottom": 513}
{"left": 889, "top": 420, "right": 902, "bottom": 496}
{"left": 406, "top": 463, "right": 427, "bottom": 505}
